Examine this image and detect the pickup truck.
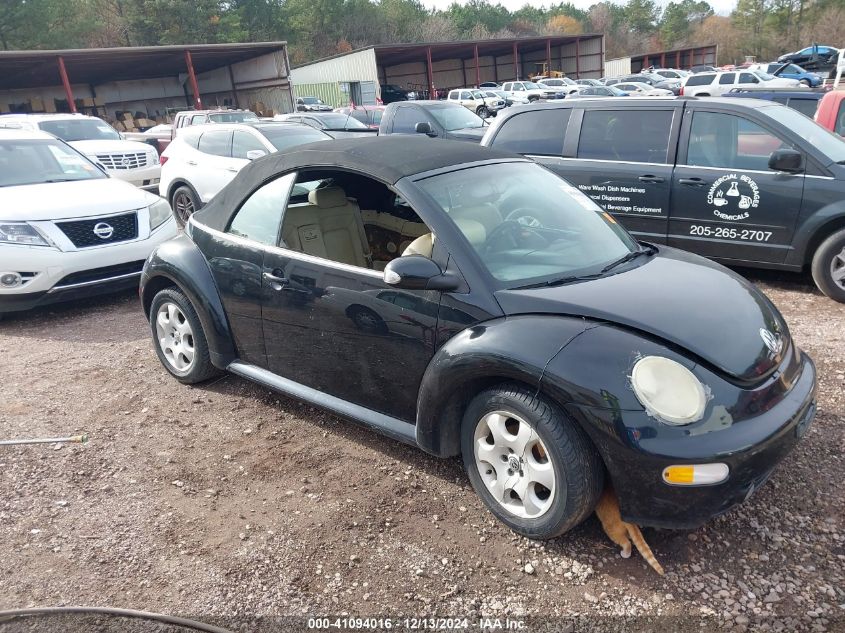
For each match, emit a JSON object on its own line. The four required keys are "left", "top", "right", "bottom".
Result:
{"left": 378, "top": 101, "right": 487, "bottom": 142}
{"left": 481, "top": 97, "right": 845, "bottom": 302}
{"left": 815, "top": 90, "right": 845, "bottom": 136}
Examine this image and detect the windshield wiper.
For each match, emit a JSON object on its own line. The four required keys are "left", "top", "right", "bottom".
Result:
{"left": 514, "top": 272, "right": 603, "bottom": 290}
{"left": 601, "top": 245, "right": 656, "bottom": 274}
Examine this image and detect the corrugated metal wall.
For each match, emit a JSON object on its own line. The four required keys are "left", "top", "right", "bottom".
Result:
{"left": 290, "top": 49, "right": 379, "bottom": 86}
{"left": 604, "top": 57, "right": 632, "bottom": 77}
{"left": 292, "top": 82, "right": 346, "bottom": 108}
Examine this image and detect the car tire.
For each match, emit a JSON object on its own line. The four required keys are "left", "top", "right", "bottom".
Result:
{"left": 149, "top": 287, "right": 220, "bottom": 384}
{"left": 348, "top": 305, "right": 387, "bottom": 334}
{"left": 460, "top": 383, "right": 604, "bottom": 540}
{"left": 171, "top": 185, "right": 200, "bottom": 228}
{"left": 811, "top": 228, "right": 845, "bottom": 302}
{"left": 528, "top": 95, "right": 539, "bottom": 103}
{"left": 476, "top": 105, "right": 489, "bottom": 118}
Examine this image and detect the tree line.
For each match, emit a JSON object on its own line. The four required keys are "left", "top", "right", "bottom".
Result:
{"left": 1, "top": 0, "right": 843, "bottom": 68}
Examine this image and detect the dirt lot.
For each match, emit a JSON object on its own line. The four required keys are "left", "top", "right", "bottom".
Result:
{"left": 0, "top": 268, "right": 843, "bottom": 632}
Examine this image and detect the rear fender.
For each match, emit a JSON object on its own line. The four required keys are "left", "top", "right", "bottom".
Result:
{"left": 140, "top": 233, "right": 236, "bottom": 368}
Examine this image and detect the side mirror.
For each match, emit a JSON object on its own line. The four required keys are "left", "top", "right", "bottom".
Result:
{"left": 245, "top": 149, "right": 267, "bottom": 160}
{"left": 383, "top": 255, "right": 460, "bottom": 291}
{"left": 768, "top": 148, "right": 804, "bottom": 173}
{"left": 415, "top": 121, "right": 436, "bottom": 136}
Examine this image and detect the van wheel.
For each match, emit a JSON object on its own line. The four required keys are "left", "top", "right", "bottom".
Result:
{"left": 811, "top": 228, "right": 845, "bottom": 302}
{"left": 171, "top": 185, "right": 200, "bottom": 228}
{"left": 460, "top": 383, "right": 604, "bottom": 540}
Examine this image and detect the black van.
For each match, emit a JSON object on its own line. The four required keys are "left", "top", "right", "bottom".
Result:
{"left": 480, "top": 97, "right": 845, "bottom": 301}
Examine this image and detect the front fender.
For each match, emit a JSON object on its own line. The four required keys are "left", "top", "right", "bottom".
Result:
{"left": 786, "top": 199, "right": 845, "bottom": 267}
{"left": 415, "top": 315, "right": 591, "bottom": 457}
{"left": 140, "top": 233, "right": 236, "bottom": 369}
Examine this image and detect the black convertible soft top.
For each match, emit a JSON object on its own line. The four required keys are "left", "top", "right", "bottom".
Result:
{"left": 192, "top": 135, "right": 522, "bottom": 231}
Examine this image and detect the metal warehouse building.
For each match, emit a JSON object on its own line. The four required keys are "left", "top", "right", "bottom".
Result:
{"left": 604, "top": 44, "right": 718, "bottom": 76}
{"left": 290, "top": 35, "right": 605, "bottom": 107}
{"left": 0, "top": 42, "right": 294, "bottom": 120}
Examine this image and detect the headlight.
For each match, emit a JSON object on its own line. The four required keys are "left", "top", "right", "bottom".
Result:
{"left": 148, "top": 198, "right": 173, "bottom": 230}
{"left": 0, "top": 222, "right": 52, "bottom": 247}
{"left": 150, "top": 151, "right": 160, "bottom": 165}
{"left": 630, "top": 356, "right": 708, "bottom": 426}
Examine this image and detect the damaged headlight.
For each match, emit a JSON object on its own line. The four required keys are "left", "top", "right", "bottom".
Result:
{"left": 631, "top": 356, "right": 708, "bottom": 426}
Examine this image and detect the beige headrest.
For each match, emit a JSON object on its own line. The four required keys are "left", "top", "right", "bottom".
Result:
{"left": 308, "top": 186, "right": 347, "bottom": 208}
{"left": 454, "top": 218, "right": 486, "bottom": 246}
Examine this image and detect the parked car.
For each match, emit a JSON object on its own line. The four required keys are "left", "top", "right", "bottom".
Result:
{"left": 446, "top": 88, "right": 505, "bottom": 118}
{"left": 481, "top": 97, "right": 845, "bottom": 302}
{"left": 534, "top": 77, "right": 580, "bottom": 95}
{"left": 123, "top": 123, "right": 173, "bottom": 155}
{"left": 159, "top": 122, "right": 331, "bottom": 224}
{"left": 333, "top": 105, "right": 386, "bottom": 129}
{"left": 614, "top": 82, "right": 674, "bottom": 96}
{"left": 170, "top": 109, "right": 258, "bottom": 140}
{"left": 0, "top": 113, "right": 161, "bottom": 190}
{"left": 690, "top": 65, "right": 717, "bottom": 73}
{"left": 568, "top": 86, "right": 630, "bottom": 98}
{"left": 479, "top": 82, "right": 501, "bottom": 89}
{"left": 575, "top": 79, "right": 603, "bottom": 86}
{"left": 749, "top": 63, "right": 822, "bottom": 87}
{"left": 378, "top": 101, "right": 487, "bottom": 142}
{"left": 140, "top": 135, "right": 816, "bottom": 539}
{"left": 681, "top": 70, "right": 801, "bottom": 96}
{"left": 778, "top": 45, "right": 840, "bottom": 68}
{"left": 482, "top": 89, "right": 514, "bottom": 107}
{"left": 295, "top": 96, "right": 333, "bottom": 112}
{"left": 621, "top": 73, "right": 681, "bottom": 95}
{"left": 815, "top": 90, "right": 845, "bottom": 136}
{"left": 500, "top": 80, "right": 558, "bottom": 104}
{"left": 273, "top": 112, "right": 374, "bottom": 138}
{"left": 0, "top": 127, "right": 176, "bottom": 318}
{"left": 722, "top": 88, "right": 824, "bottom": 118}
{"left": 652, "top": 69, "right": 690, "bottom": 80}
{"left": 381, "top": 84, "right": 412, "bottom": 104}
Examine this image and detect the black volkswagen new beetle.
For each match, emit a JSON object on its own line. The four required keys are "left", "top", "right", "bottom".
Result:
{"left": 141, "top": 137, "right": 816, "bottom": 538}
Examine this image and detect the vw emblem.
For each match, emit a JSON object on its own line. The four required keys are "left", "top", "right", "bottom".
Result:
{"left": 760, "top": 328, "right": 783, "bottom": 355}
{"left": 93, "top": 222, "right": 114, "bottom": 239}
{"left": 121, "top": 157, "right": 131, "bottom": 167}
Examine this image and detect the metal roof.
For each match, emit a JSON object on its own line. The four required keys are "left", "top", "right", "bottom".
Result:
{"left": 293, "top": 35, "right": 603, "bottom": 70}
{"left": 0, "top": 42, "right": 288, "bottom": 90}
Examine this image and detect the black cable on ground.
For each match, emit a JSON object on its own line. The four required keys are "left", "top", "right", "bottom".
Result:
{"left": 0, "top": 607, "right": 234, "bottom": 633}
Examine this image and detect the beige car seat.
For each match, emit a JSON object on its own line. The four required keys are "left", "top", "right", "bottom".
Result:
{"left": 281, "top": 186, "right": 371, "bottom": 268}
{"left": 401, "top": 219, "right": 486, "bottom": 258}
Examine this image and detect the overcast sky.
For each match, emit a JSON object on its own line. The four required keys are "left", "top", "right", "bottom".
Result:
{"left": 422, "top": 0, "right": 737, "bottom": 16}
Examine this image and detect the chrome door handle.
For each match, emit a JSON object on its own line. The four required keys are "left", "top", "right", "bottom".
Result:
{"left": 186, "top": 160, "right": 198, "bottom": 166}
{"left": 263, "top": 272, "right": 288, "bottom": 285}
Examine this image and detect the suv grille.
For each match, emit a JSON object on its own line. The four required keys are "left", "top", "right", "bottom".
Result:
{"left": 55, "top": 212, "right": 138, "bottom": 248}
{"left": 96, "top": 152, "right": 149, "bottom": 170}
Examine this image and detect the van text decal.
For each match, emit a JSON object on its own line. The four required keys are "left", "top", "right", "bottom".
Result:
{"left": 707, "top": 173, "right": 760, "bottom": 221}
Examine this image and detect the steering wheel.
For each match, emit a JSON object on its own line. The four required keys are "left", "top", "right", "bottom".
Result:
{"left": 483, "top": 220, "right": 547, "bottom": 253}
{"left": 505, "top": 208, "right": 545, "bottom": 228}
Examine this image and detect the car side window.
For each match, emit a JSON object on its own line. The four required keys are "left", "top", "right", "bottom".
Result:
{"left": 460, "top": 91, "right": 472, "bottom": 100}
{"left": 685, "top": 74, "right": 713, "bottom": 86}
{"left": 490, "top": 109, "right": 570, "bottom": 155}
{"left": 232, "top": 131, "right": 266, "bottom": 159}
{"left": 197, "top": 130, "right": 232, "bottom": 157}
{"left": 448, "top": 91, "right": 458, "bottom": 100}
{"left": 227, "top": 173, "right": 296, "bottom": 245}
{"left": 190, "top": 114, "right": 207, "bottom": 125}
{"left": 502, "top": 83, "right": 512, "bottom": 91}
{"left": 577, "top": 109, "right": 674, "bottom": 163}
{"left": 686, "top": 111, "right": 790, "bottom": 171}
{"left": 392, "top": 107, "right": 424, "bottom": 134}
{"left": 718, "top": 73, "right": 736, "bottom": 85}
{"left": 739, "top": 73, "right": 759, "bottom": 84}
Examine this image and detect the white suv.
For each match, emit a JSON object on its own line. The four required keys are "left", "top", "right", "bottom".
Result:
{"left": 446, "top": 89, "right": 505, "bottom": 118}
{"left": 159, "top": 122, "right": 331, "bottom": 224}
{"left": 681, "top": 70, "right": 801, "bottom": 96}
{"left": 500, "top": 80, "right": 559, "bottom": 104}
{"left": 0, "top": 114, "right": 161, "bottom": 189}
{"left": 0, "top": 128, "right": 177, "bottom": 318}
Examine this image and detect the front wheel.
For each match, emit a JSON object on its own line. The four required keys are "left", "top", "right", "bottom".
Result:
{"left": 476, "top": 105, "right": 489, "bottom": 118}
{"left": 461, "top": 384, "right": 603, "bottom": 539}
{"left": 528, "top": 95, "right": 539, "bottom": 103}
{"left": 149, "top": 287, "right": 219, "bottom": 383}
{"left": 811, "top": 228, "right": 845, "bottom": 302}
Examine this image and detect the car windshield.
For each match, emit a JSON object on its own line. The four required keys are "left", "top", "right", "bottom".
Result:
{"left": 418, "top": 162, "right": 638, "bottom": 285}
{"left": 258, "top": 125, "right": 332, "bottom": 151}
{"left": 208, "top": 112, "right": 259, "bottom": 123}
{"left": 754, "top": 71, "right": 776, "bottom": 81}
{"left": 782, "top": 64, "right": 804, "bottom": 74}
{"left": 38, "top": 118, "right": 120, "bottom": 141}
{"left": 302, "top": 97, "right": 323, "bottom": 105}
{"left": 472, "top": 90, "right": 485, "bottom": 99}
{"left": 608, "top": 86, "right": 628, "bottom": 95}
{"left": 523, "top": 81, "right": 541, "bottom": 90}
{"left": 0, "top": 138, "right": 106, "bottom": 187}
{"left": 314, "top": 114, "right": 368, "bottom": 129}
{"left": 429, "top": 106, "right": 484, "bottom": 131}
{"left": 764, "top": 105, "right": 845, "bottom": 163}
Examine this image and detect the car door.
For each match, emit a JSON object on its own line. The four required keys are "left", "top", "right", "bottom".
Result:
{"left": 231, "top": 129, "right": 269, "bottom": 168}
{"left": 460, "top": 90, "right": 474, "bottom": 110}
{"left": 390, "top": 105, "right": 438, "bottom": 136}
{"left": 668, "top": 107, "right": 805, "bottom": 264}
{"left": 557, "top": 104, "right": 680, "bottom": 243}
{"left": 259, "top": 171, "right": 444, "bottom": 422}
{"left": 193, "top": 129, "right": 234, "bottom": 203}
{"left": 715, "top": 72, "right": 736, "bottom": 96}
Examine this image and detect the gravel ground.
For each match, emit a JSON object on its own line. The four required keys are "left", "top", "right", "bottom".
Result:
{"left": 0, "top": 268, "right": 843, "bottom": 633}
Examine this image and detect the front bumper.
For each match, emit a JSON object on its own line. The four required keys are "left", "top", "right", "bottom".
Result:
{"left": 105, "top": 164, "right": 161, "bottom": 189}
{"left": 0, "top": 216, "right": 177, "bottom": 314}
{"left": 566, "top": 351, "right": 817, "bottom": 529}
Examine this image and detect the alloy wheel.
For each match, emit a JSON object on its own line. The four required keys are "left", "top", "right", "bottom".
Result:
{"left": 173, "top": 192, "right": 195, "bottom": 224}
{"left": 473, "top": 410, "right": 556, "bottom": 519}
{"left": 155, "top": 302, "right": 195, "bottom": 371}
{"left": 831, "top": 246, "right": 845, "bottom": 290}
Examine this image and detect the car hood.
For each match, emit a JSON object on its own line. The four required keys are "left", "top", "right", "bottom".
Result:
{"left": 1, "top": 178, "right": 158, "bottom": 221}
{"left": 70, "top": 139, "right": 155, "bottom": 155}
{"left": 445, "top": 127, "right": 486, "bottom": 141}
{"left": 493, "top": 246, "right": 789, "bottom": 383}
{"left": 765, "top": 77, "right": 801, "bottom": 87}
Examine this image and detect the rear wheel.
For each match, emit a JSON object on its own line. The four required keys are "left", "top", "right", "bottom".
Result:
{"left": 348, "top": 305, "right": 387, "bottom": 334}
{"left": 460, "top": 383, "right": 603, "bottom": 539}
{"left": 171, "top": 185, "right": 200, "bottom": 228}
{"left": 811, "top": 228, "right": 845, "bottom": 302}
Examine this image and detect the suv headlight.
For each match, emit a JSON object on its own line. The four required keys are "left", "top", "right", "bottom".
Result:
{"left": 630, "top": 356, "right": 708, "bottom": 425}
{"left": 0, "top": 222, "right": 52, "bottom": 247}
{"left": 149, "top": 150, "right": 160, "bottom": 166}
{"left": 148, "top": 198, "right": 173, "bottom": 230}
